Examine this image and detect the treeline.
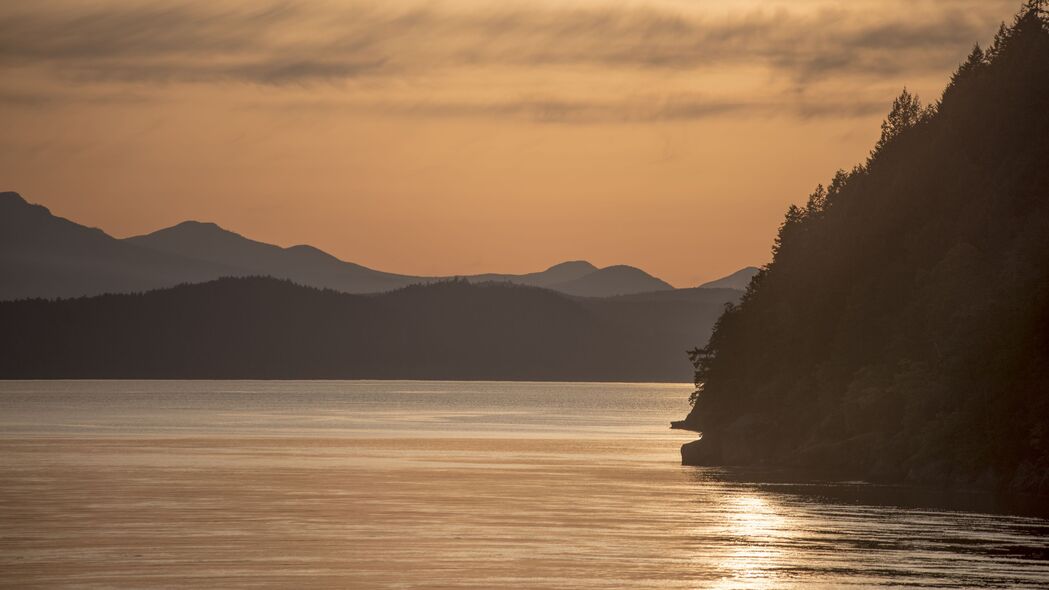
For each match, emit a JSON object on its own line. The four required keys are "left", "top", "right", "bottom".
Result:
{"left": 679, "top": 3, "right": 1049, "bottom": 493}
{"left": 0, "top": 277, "right": 733, "bottom": 382}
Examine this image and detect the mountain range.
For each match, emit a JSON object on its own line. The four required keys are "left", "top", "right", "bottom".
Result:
{"left": 1, "top": 192, "right": 694, "bottom": 301}
{"left": 0, "top": 190, "right": 753, "bottom": 381}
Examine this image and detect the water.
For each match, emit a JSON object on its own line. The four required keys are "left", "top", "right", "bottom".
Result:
{"left": 1, "top": 380, "right": 1047, "bottom": 589}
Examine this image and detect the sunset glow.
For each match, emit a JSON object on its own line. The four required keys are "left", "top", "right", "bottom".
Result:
{"left": 0, "top": 0, "right": 1021, "bottom": 284}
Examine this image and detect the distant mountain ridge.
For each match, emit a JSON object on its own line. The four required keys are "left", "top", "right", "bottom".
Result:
{"left": 1, "top": 192, "right": 683, "bottom": 300}
{"left": 546, "top": 265, "right": 673, "bottom": 297}
{"left": 124, "top": 219, "right": 414, "bottom": 294}
{"left": 463, "top": 260, "right": 598, "bottom": 287}
{"left": 0, "top": 192, "right": 237, "bottom": 300}
{"left": 698, "top": 267, "right": 760, "bottom": 291}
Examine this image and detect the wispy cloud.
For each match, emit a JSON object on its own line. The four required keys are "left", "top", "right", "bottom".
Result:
{"left": 0, "top": 0, "right": 1018, "bottom": 120}
{"left": 256, "top": 93, "right": 890, "bottom": 124}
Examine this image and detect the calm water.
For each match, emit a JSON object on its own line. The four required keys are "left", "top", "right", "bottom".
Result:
{"left": 1, "top": 380, "right": 1047, "bottom": 589}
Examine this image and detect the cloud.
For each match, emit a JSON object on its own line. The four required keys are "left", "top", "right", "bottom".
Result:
{"left": 0, "top": 88, "right": 149, "bottom": 108}
{"left": 249, "top": 93, "right": 889, "bottom": 125}
{"left": 0, "top": 0, "right": 1019, "bottom": 119}
{"left": 356, "top": 96, "right": 755, "bottom": 124}
{"left": 57, "top": 58, "right": 389, "bottom": 85}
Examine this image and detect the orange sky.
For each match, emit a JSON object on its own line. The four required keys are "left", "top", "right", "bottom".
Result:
{"left": 0, "top": 0, "right": 1020, "bottom": 286}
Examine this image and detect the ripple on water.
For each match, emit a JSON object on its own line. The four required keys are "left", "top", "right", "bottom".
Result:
{"left": 1, "top": 380, "right": 1047, "bottom": 589}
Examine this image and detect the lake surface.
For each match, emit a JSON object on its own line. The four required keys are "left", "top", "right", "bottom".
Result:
{"left": 1, "top": 380, "right": 1048, "bottom": 589}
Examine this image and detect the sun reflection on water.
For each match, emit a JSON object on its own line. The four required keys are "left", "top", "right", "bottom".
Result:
{"left": 710, "top": 494, "right": 791, "bottom": 589}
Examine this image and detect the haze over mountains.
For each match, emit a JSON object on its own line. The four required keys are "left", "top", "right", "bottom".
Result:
{"left": 1, "top": 192, "right": 682, "bottom": 301}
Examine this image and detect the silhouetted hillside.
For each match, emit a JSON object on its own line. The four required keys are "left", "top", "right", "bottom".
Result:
{"left": 605, "top": 286, "right": 743, "bottom": 305}
{"left": 678, "top": 5, "right": 1049, "bottom": 494}
{"left": 0, "top": 277, "right": 738, "bottom": 381}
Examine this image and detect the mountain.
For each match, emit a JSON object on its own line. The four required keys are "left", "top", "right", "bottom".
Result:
{"left": 129, "top": 222, "right": 669, "bottom": 297}
{"left": 0, "top": 276, "right": 738, "bottom": 381}
{"left": 466, "top": 260, "right": 598, "bottom": 287}
{"left": 698, "top": 267, "right": 760, "bottom": 291}
{"left": 125, "top": 220, "right": 414, "bottom": 294}
{"left": 547, "top": 265, "right": 674, "bottom": 297}
{"left": 0, "top": 192, "right": 235, "bottom": 300}
{"left": 676, "top": 6, "right": 1049, "bottom": 494}
{"left": 1, "top": 194, "right": 674, "bottom": 299}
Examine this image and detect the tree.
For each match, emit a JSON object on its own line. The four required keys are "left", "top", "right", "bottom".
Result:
{"left": 952, "top": 45, "right": 986, "bottom": 86}
{"left": 871, "top": 88, "right": 930, "bottom": 159}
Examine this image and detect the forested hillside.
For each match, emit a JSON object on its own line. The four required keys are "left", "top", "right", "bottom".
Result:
{"left": 679, "top": 4, "right": 1049, "bottom": 493}
{"left": 0, "top": 277, "right": 732, "bottom": 381}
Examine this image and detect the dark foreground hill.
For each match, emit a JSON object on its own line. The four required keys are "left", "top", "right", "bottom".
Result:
{"left": 0, "top": 277, "right": 734, "bottom": 381}
{"left": 677, "top": 5, "right": 1049, "bottom": 493}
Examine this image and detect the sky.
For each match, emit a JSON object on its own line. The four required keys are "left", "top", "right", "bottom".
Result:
{"left": 0, "top": 0, "right": 1022, "bottom": 286}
